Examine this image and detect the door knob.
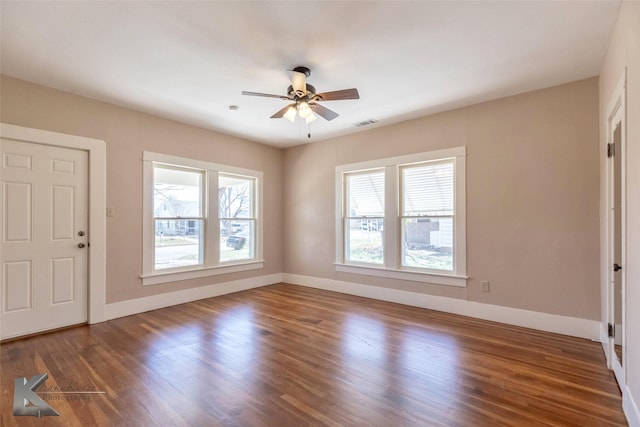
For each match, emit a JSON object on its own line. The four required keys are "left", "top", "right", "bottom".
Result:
{"left": 78, "top": 243, "right": 86, "bottom": 248}
{"left": 613, "top": 263, "right": 622, "bottom": 272}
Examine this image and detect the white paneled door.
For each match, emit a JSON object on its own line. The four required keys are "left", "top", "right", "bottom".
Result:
{"left": 1, "top": 139, "right": 88, "bottom": 338}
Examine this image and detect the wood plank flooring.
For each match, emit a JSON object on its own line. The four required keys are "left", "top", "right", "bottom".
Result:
{"left": 0, "top": 283, "right": 626, "bottom": 426}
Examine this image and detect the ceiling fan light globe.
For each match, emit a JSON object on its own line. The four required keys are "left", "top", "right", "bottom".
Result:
{"left": 283, "top": 105, "right": 297, "bottom": 122}
{"left": 298, "top": 101, "right": 312, "bottom": 119}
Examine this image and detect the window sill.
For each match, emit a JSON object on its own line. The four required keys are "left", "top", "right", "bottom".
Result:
{"left": 141, "top": 261, "right": 265, "bottom": 286}
{"left": 334, "top": 263, "right": 467, "bottom": 287}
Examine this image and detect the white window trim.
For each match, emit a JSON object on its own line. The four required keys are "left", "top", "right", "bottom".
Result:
{"left": 142, "top": 151, "right": 264, "bottom": 286}
{"left": 335, "top": 146, "right": 467, "bottom": 286}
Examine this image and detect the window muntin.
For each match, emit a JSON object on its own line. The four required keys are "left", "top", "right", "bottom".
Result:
{"left": 344, "top": 170, "right": 385, "bottom": 265}
{"left": 153, "top": 165, "right": 205, "bottom": 270}
{"left": 219, "top": 174, "right": 256, "bottom": 263}
{"left": 400, "top": 161, "right": 455, "bottom": 272}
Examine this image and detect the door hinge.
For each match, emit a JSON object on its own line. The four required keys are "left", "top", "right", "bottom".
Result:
{"left": 607, "top": 143, "right": 615, "bottom": 158}
{"left": 608, "top": 323, "right": 615, "bottom": 338}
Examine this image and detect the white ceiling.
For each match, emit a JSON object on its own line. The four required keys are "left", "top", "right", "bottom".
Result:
{"left": 0, "top": 1, "right": 620, "bottom": 148}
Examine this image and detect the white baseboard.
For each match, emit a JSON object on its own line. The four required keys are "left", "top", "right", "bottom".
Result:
{"left": 105, "top": 273, "right": 282, "bottom": 320}
{"left": 282, "top": 273, "right": 600, "bottom": 340}
{"left": 625, "top": 386, "right": 640, "bottom": 427}
{"left": 106, "top": 272, "right": 600, "bottom": 340}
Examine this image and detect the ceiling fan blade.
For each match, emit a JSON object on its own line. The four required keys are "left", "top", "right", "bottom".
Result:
{"left": 314, "top": 88, "right": 360, "bottom": 101}
{"left": 242, "top": 91, "right": 289, "bottom": 100}
{"left": 311, "top": 103, "right": 339, "bottom": 121}
{"left": 270, "top": 104, "right": 293, "bottom": 119}
{"left": 290, "top": 71, "right": 307, "bottom": 96}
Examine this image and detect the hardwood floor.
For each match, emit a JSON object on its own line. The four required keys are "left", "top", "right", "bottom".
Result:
{"left": 0, "top": 283, "right": 626, "bottom": 426}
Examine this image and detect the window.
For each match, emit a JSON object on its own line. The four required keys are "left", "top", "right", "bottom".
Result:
{"left": 344, "top": 170, "right": 385, "bottom": 265}
{"left": 401, "top": 161, "right": 454, "bottom": 271}
{"left": 336, "top": 147, "right": 466, "bottom": 287}
{"left": 143, "top": 152, "right": 263, "bottom": 285}
{"left": 219, "top": 174, "right": 256, "bottom": 263}
{"left": 153, "top": 165, "right": 204, "bottom": 270}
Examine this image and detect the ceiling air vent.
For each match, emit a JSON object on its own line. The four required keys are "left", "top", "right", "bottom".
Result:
{"left": 354, "top": 119, "right": 377, "bottom": 127}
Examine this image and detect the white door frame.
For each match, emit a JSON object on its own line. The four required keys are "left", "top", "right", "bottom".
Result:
{"left": 603, "top": 71, "right": 626, "bottom": 384}
{"left": 1, "top": 123, "right": 106, "bottom": 328}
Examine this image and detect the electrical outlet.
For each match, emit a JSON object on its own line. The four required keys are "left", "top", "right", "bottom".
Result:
{"left": 481, "top": 281, "right": 490, "bottom": 292}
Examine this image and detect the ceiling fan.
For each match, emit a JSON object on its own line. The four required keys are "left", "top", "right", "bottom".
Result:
{"left": 241, "top": 66, "right": 359, "bottom": 123}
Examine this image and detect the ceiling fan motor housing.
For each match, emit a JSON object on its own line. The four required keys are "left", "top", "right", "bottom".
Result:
{"left": 288, "top": 84, "right": 316, "bottom": 99}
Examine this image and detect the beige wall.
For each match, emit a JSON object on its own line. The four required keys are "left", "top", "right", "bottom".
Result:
{"left": 0, "top": 75, "right": 284, "bottom": 303}
{"left": 599, "top": 0, "right": 640, "bottom": 418}
{"left": 284, "top": 77, "right": 601, "bottom": 320}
